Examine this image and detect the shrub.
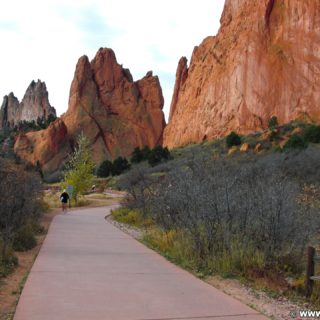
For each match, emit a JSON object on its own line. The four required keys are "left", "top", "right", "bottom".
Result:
{"left": 268, "top": 116, "right": 278, "bottom": 129}
{"left": 13, "top": 224, "right": 37, "bottom": 251}
{"left": 142, "top": 229, "right": 188, "bottom": 265}
{"left": 269, "top": 130, "right": 280, "bottom": 142}
{"left": 0, "top": 159, "right": 42, "bottom": 261}
{"left": 281, "top": 122, "right": 295, "bottom": 135}
{"left": 0, "top": 251, "right": 18, "bottom": 278}
{"left": 303, "top": 125, "right": 320, "bottom": 143}
{"left": 143, "top": 229, "right": 177, "bottom": 254}
{"left": 17, "top": 115, "right": 57, "bottom": 132}
{"left": 226, "top": 131, "right": 241, "bottom": 148}
{"left": 46, "top": 114, "right": 57, "bottom": 125}
{"left": 111, "top": 157, "right": 130, "bottom": 176}
{"left": 141, "top": 146, "right": 151, "bottom": 159}
{"left": 111, "top": 208, "right": 148, "bottom": 227}
{"left": 97, "top": 160, "right": 113, "bottom": 177}
{"left": 130, "top": 147, "right": 144, "bottom": 163}
{"left": 113, "top": 208, "right": 137, "bottom": 224}
{"left": 119, "top": 152, "right": 320, "bottom": 279}
{"left": 283, "top": 134, "right": 308, "bottom": 150}
{"left": 148, "top": 146, "right": 170, "bottom": 167}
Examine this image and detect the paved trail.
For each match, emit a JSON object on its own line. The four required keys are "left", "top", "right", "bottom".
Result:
{"left": 14, "top": 206, "right": 268, "bottom": 320}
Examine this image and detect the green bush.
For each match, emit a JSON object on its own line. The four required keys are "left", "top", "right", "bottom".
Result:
{"left": 111, "top": 157, "right": 130, "bottom": 176}
{"left": 130, "top": 147, "right": 144, "bottom": 163}
{"left": 97, "top": 157, "right": 131, "bottom": 178}
{"left": 283, "top": 134, "right": 308, "bottom": 150}
{"left": 46, "top": 114, "right": 57, "bottom": 125}
{"left": 226, "top": 131, "right": 241, "bottom": 148}
{"left": 268, "top": 116, "right": 278, "bottom": 129}
{"left": 97, "top": 160, "right": 113, "bottom": 177}
{"left": 13, "top": 224, "right": 37, "bottom": 252}
{"left": 18, "top": 115, "right": 58, "bottom": 132}
{"left": 141, "top": 146, "right": 151, "bottom": 159}
{"left": 130, "top": 146, "right": 171, "bottom": 167}
{"left": 303, "top": 125, "right": 320, "bottom": 143}
{"left": 269, "top": 130, "right": 280, "bottom": 142}
{"left": 148, "top": 146, "right": 170, "bottom": 167}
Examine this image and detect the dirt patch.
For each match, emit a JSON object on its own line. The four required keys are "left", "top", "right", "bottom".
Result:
{"left": 0, "top": 209, "right": 60, "bottom": 320}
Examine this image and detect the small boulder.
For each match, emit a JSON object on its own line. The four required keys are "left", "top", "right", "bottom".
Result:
{"left": 291, "top": 127, "right": 303, "bottom": 135}
{"left": 240, "top": 143, "right": 249, "bottom": 152}
{"left": 228, "top": 146, "right": 238, "bottom": 155}
{"left": 254, "top": 143, "right": 262, "bottom": 153}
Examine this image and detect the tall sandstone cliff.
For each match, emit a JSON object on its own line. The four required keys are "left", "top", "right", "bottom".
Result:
{"left": 14, "top": 48, "right": 165, "bottom": 176}
{"left": 0, "top": 80, "right": 56, "bottom": 128}
{"left": 164, "top": 0, "right": 320, "bottom": 148}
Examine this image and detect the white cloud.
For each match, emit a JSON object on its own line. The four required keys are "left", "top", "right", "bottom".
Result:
{"left": 0, "top": 0, "right": 225, "bottom": 120}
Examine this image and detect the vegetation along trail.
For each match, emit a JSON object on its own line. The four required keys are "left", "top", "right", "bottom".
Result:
{"left": 14, "top": 205, "right": 267, "bottom": 320}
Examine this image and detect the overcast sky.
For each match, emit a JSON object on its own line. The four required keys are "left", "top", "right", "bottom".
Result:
{"left": 0, "top": 0, "right": 225, "bottom": 121}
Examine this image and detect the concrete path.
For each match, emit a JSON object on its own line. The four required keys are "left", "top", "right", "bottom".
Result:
{"left": 14, "top": 206, "right": 268, "bottom": 320}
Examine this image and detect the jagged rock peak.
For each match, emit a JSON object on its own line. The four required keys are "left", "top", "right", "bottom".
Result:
{"left": 21, "top": 79, "right": 56, "bottom": 121}
{"left": 0, "top": 80, "right": 56, "bottom": 129}
{"left": 0, "top": 93, "right": 20, "bottom": 128}
{"left": 169, "top": 57, "right": 188, "bottom": 122}
{"left": 15, "top": 47, "right": 166, "bottom": 176}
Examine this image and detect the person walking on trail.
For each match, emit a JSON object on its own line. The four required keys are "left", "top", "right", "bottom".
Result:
{"left": 60, "top": 189, "right": 70, "bottom": 212}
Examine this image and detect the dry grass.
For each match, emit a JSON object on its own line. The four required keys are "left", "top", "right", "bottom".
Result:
{"left": 43, "top": 190, "right": 61, "bottom": 209}
{"left": 111, "top": 208, "right": 153, "bottom": 228}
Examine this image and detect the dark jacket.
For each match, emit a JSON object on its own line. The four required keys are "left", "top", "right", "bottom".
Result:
{"left": 60, "top": 192, "right": 70, "bottom": 203}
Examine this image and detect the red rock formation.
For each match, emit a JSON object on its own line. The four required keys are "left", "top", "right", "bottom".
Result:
{"left": 164, "top": 0, "right": 320, "bottom": 148}
{"left": 169, "top": 57, "right": 188, "bottom": 122}
{"left": 14, "top": 119, "right": 69, "bottom": 174}
{"left": 0, "top": 80, "right": 56, "bottom": 128}
{"left": 14, "top": 48, "right": 165, "bottom": 175}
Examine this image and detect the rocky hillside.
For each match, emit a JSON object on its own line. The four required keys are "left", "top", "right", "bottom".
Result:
{"left": 164, "top": 0, "right": 320, "bottom": 148}
{"left": 14, "top": 48, "right": 166, "bottom": 177}
{"left": 0, "top": 80, "right": 56, "bottom": 128}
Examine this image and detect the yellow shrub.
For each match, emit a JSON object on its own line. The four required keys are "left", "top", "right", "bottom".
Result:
{"left": 111, "top": 208, "right": 151, "bottom": 227}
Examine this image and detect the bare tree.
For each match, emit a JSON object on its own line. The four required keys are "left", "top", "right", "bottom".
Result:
{"left": 0, "top": 159, "right": 42, "bottom": 261}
